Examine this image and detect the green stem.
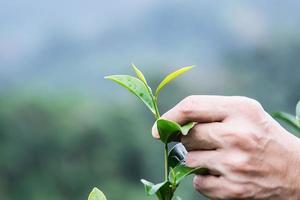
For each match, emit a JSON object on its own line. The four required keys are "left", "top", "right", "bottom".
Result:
{"left": 153, "top": 96, "right": 168, "bottom": 182}
{"left": 164, "top": 143, "right": 169, "bottom": 181}
{"left": 152, "top": 95, "right": 168, "bottom": 183}
{"left": 153, "top": 96, "right": 161, "bottom": 119}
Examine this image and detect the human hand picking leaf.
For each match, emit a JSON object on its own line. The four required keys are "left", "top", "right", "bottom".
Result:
{"left": 152, "top": 96, "right": 300, "bottom": 199}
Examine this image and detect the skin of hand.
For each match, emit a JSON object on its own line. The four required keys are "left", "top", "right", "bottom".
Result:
{"left": 152, "top": 95, "right": 300, "bottom": 200}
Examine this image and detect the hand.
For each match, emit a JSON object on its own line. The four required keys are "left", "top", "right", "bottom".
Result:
{"left": 152, "top": 95, "right": 300, "bottom": 199}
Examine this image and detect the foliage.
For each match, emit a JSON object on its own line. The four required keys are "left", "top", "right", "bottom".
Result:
{"left": 96, "top": 64, "right": 204, "bottom": 200}
{"left": 273, "top": 100, "right": 300, "bottom": 136}
{"left": 88, "top": 188, "right": 106, "bottom": 200}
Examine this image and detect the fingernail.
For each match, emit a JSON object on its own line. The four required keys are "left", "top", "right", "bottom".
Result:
{"left": 152, "top": 122, "right": 159, "bottom": 139}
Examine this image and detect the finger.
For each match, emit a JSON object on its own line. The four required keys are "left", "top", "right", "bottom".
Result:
{"left": 162, "top": 95, "right": 230, "bottom": 124}
{"left": 181, "top": 122, "right": 226, "bottom": 150}
{"left": 185, "top": 150, "right": 222, "bottom": 175}
{"left": 151, "top": 121, "right": 160, "bottom": 139}
{"left": 193, "top": 175, "right": 250, "bottom": 199}
{"left": 193, "top": 175, "right": 226, "bottom": 199}
{"left": 152, "top": 95, "right": 231, "bottom": 138}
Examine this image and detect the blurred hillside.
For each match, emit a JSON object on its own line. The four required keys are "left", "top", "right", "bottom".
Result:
{"left": 0, "top": 1, "right": 300, "bottom": 200}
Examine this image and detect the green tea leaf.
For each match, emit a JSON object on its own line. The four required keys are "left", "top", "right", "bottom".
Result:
{"left": 155, "top": 182, "right": 174, "bottom": 200}
{"left": 157, "top": 119, "right": 182, "bottom": 143}
{"left": 181, "top": 122, "right": 196, "bottom": 135}
{"left": 155, "top": 66, "right": 194, "bottom": 97}
{"left": 169, "top": 167, "right": 177, "bottom": 185}
{"left": 131, "top": 64, "right": 155, "bottom": 113}
{"left": 131, "top": 63, "right": 148, "bottom": 85}
{"left": 169, "top": 164, "right": 209, "bottom": 185}
{"left": 88, "top": 187, "right": 107, "bottom": 200}
{"left": 272, "top": 112, "right": 300, "bottom": 134}
{"left": 141, "top": 179, "right": 155, "bottom": 195}
{"left": 105, "top": 75, "right": 155, "bottom": 115}
{"left": 140, "top": 179, "right": 166, "bottom": 196}
{"left": 141, "top": 179, "right": 173, "bottom": 200}
{"left": 296, "top": 100, "right": 300, "bottom": 124}
{"left": 157, "top": 119, "right": 196, "bottom": 143}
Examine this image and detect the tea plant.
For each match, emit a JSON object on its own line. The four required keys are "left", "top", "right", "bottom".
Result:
{"left": 86, "top": 65, "right": 299, "bottom": 200}
{"left": 87, "top": 64, "right": 207, "bottom": 200}
{"left": 273, "top": 100, "right": 300, "bottom": 137}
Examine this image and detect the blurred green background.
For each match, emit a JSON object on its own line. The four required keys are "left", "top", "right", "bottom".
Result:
{"left": 0, "top": 1, "right": 300, "bottom": 200}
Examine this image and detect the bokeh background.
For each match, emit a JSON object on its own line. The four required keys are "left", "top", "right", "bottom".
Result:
{"left": 1, "top": 1, "right": 300, "bottom": 200}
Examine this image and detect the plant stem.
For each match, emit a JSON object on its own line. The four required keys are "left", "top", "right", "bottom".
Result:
{"left": 164, "top": 143, "right": 169, "bottom": 181}
{"left": 153, "top": 96, "right": 169, "bottom": 182}
{"left": 152, "top": 95, "right": 168, "bottom": 183}
{"left": 153, "top": 96, "right": 161, "bottom": 119}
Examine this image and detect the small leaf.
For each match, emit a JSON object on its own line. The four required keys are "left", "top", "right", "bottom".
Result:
{"left": 169, "top": 167, "right": 177, "bottom": 186}
{"left": 105, "top": 75, "right": 155, "bottom": 115}
{"left": 157, "top": 119, "right": 196, "bottom": 143}
{"left": 296, "top": 100, "right": 300, "bottom": 124}
{"left": 141, "top": 179, "right": 155, "bottom": 195}
{"left": 169, "top": 164, "right": 209, "bottom": 185}
{"left": 88, "top": 187, "right": 107, "bottom": 200}
{"left": 181, "top": 122, "right": 196, "bottom": 135}
{"left": 141, "top": 179, "right": 173, "bottom": 200}
{"left": 131, "top": 63, "right": 148, "bottom": 85}
{"left": 157, "top": 119, "right": 182, "bottom": 143}
{"left": 155, "top": 182, "right": 174, "bottom": 200}
{"left": 168, "top": 143, "right": 187, "bottom": 168}
{"left": 272, "top": 112, "right": 300, "bottom": 134}
{"left": 131, "top": 64, "right": 155, "bottom": 108}
{"left": 155, "top": 66, "right": 194, "bottom": 97}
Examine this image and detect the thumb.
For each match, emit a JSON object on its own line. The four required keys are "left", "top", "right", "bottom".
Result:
{"left": 152, "top": 121, "right": 160, "bottom": 139}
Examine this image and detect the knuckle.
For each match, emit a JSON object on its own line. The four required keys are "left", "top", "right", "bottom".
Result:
{"left": 185, "top": 153, "right": 197, "bottom": 168}
{"left": 246, "top": 98, "right": 263, "bottom": 112}
{"left": 232, "top": 133, "right": 249, "bottom": 148}
{"left": 221, "top": 127, "right": 257, "bottom": 150}
{"left": 221, "top": 130, "right": 243, "bottom": 147}
{"left": 232, "top": 96, "right": 264, "bottom": 113}
{"left": 178, "top": 95, "right": 197, "bottom": 116}
{"left": 226, "top": 186, "right": 247, "bottom": 199}
{"left": 184, "top": 95, "right": 197, "bottom": 102}
{"left": 221, "top": 126, "right": 264, "bottom": 151}
{"left": 222, "top": 153, "right": 251, "bottom": 173}
{"left": 185, "top": 154, "right": 194, "bottom": 167}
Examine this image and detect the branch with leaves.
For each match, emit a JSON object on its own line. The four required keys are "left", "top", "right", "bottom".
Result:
{"left": 87, "top": 64, "right": 207, "bottom": 200}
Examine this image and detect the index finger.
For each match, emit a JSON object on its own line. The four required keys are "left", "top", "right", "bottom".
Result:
{"left": 152, "top": 95, "right": 231, "bottom": 138}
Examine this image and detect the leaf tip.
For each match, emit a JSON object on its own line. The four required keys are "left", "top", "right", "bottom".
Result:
{"left": 186, "top": 65, "right": 195, "bottom": 69}
{"left": 131, "top": 62, "right": 137, "bottom": 69}
{"left": 155, "top": 65, "right": 195, "bottom": 97}
{"left": 88, "top": 187, "right": 106, "bottom": 200}
{"left": 180, "top": 65, "right": 195, "bottom": 71}
{"left": 91, "top": 187, "right": 99, "bottom": 192}
{"left": 131, "top": 63, "right": 141, "bottom": 74}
